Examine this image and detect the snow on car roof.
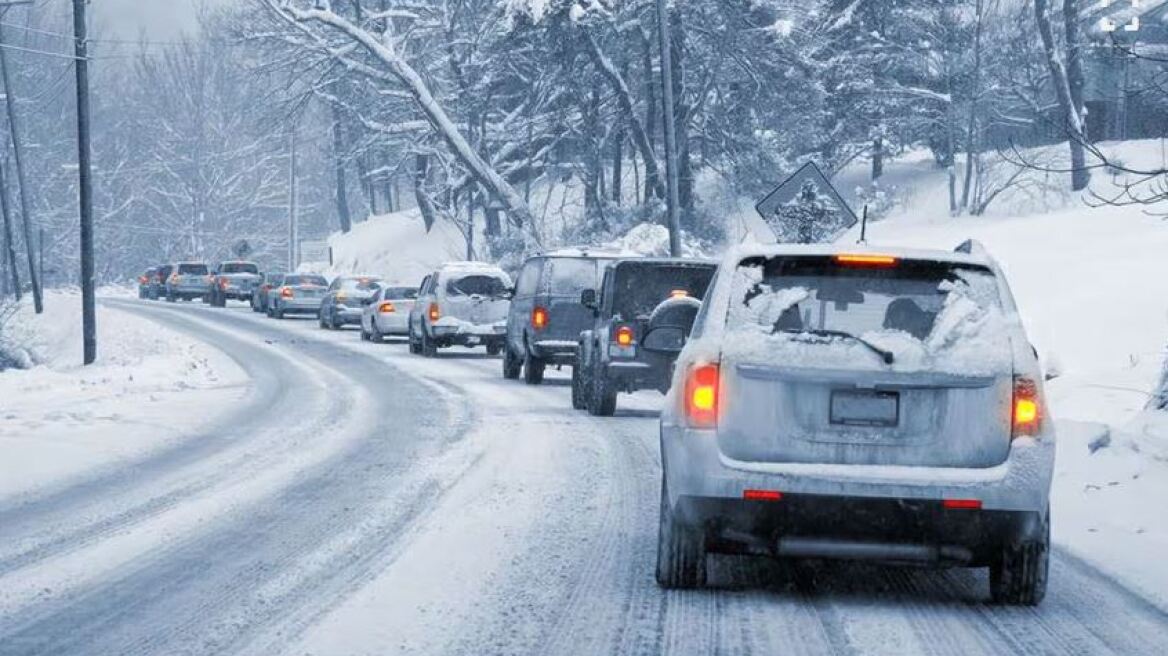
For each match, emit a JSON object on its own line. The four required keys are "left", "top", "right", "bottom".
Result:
{"left": 723, "top": 242, "right": 995, "bottom": 268}
{"left": 538, "top": 247, "right": 639, "bottom": 258}
{"left": 440, "top": 261, "right": 509, "bottom": 273}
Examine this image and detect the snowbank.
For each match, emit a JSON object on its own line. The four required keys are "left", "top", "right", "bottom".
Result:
{"left": 0, "top": 291, "right": 247, "bottom": 501}
{"left": 326, "top": 208, "right": 472, "bottom": 285}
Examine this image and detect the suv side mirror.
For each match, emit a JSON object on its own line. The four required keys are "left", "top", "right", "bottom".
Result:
{"left": 580, "top": 288, "right": 597, "bottom": 309}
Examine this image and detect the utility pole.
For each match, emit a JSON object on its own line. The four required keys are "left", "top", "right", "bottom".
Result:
{"left": 71, "top": 0, "right": 95, "bottom": 364}
{"left": 655, "top": 0, "right": 682, "bottom": 257}
{"left": 0, "top": 8, "right": 42, "bottom": 313}
{"left": 0, "top": 159, "right": 19, "bottom": 300}
{"left": 288, "top": 128, "right": 299, "bottom": 271}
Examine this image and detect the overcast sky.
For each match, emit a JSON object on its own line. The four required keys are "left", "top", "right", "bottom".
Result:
{"left": 93, "top": 0, "right": 235, "bottom": 40}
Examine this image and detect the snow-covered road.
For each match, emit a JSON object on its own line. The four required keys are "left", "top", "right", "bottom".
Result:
{"left": 1, "top": 298, "right": 1166, "bottom": 655}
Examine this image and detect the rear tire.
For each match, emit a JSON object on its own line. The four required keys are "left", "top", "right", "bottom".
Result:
{"left": 588, "top": 358, "right": 617, "bottom": 416}
{"left": 502, "top": 346, "right": 522, "bottom": 379}
{"left": 486, "top": 342, "right": 501, "bottom": 357}
{"left": 421, "top": 329, "right": 437, "bottom": 357}
{"left": 571, "top": 363, "right": 585, "bottom": 409}
{"left": 989, "top": 512, "right": 1050, "bottom": 606}
{"left": 655, "top": 476, "right": 707, "bottom": 589}
{"left": 370, "top": 322, "right": 384, "bottom": 344}
{"left": 360, "top": 325, "right": 371, "bottom": 341}
{"left": 523, "top": 352, "right": 546, "bottom": 385}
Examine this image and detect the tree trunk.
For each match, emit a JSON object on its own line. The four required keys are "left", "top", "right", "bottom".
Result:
{"left": 639, "top": 28, "right": 660, "bottom": 203}
{"left": 871, "top": 136, "right": 883, "bottom": 181}
{"left": 414, "top": 154, "right": 436, "bottom": 232}
{"left": 0, "top": 159, "right": 19, "bottom": 300}
{"left": 331, "top": 103, "right": 354, "bottom": 233}
{"left": 584, "top": 31, "right": 666, "bottom": 201}
{"left": 670, "top": 10, "right": 695, "bottom": 226}
{"left": 1035, "top": 0, "right": 1089, "bottom": 191}
{"left": 960, "top": 0, "right": 984, "bottom": 212}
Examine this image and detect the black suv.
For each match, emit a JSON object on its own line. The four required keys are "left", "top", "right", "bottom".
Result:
{"left": 503, "top": 251, "right": 620, "bottom": 384}
{"left": 574, "top": 258, "right": 717, "bottom": 416}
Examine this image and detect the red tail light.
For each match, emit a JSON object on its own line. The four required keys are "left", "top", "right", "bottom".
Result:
{"left": 219, "top": 278, "right": 228, "bottom": 289}
{"left": 943, "top": 498, "right": 982, "bottom": 510}
{"left": 169, "top": 274, "right": 179, "bottom": 284}
{"left": 138, "top": 276, "right": 147, "bottom": 284}
{"left": 684, "top": 363, "right": 720, "bottom": 428}
{"left": 614, "top": 325, "right": 634, "bottom": 347}
{"left": 379, "top": 301, "right": 396, "bottom": 314}
{"left": 531, "top": 306, "right": 548, "bottom": 330}
{"left": 428, "top": 302, "right": 440, "bottom": 322}
{"left": 1011, "top": 376, "right": 1041, "bottom": 438}
{"left": 744, "top": 489, "right": 782, "bottom": 502}
{"left": 280, "top": 287, "right": 294, "bottom": 299}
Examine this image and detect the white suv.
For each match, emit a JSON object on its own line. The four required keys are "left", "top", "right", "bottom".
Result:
{"left": 408, "top": 262, "right": 513, "bottom": 357}
{"left": 657, "top": 242, "right": 1054, "bottom": 605}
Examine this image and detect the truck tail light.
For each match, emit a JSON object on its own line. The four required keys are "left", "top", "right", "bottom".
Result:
{"left": 614, "top": 325, "right": 634, "bottom": 347}
{"left": 1011, "top": 376, "right": 1041, "bottom": 438}
{"left": 531, "top": 306, "right": 548, "bottom": 330}
{"left": 379, "top": 301, "right": 396, "bottom": 314}
{"left": 281, "top": 287, "right": 294, "bottom": 299}
{"left": 684, "top": 362, "right": 720, "bottom": 428}
{"left": 428, "top": 302, "right": 440, "bottom": 322}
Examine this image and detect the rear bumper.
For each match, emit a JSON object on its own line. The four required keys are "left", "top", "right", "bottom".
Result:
{"left": 674, "top": 493, "right": 1042, "bottom": 565}
{"left": 529, "top": 339, "right": 578, "bottom": 364}
{"left": 167, "top": 285, "right": 209, "bottom": 296}
{"left": 605, "top": 359, "right": 671, "bottom": 393}
{"left": 431, "top": 322, "right": 506, "bottom": 345}
{"left": 662, "top": 424, "right": 1055, "bottom": 517}
{"left": 333, "top": 306, "right": 363, "bottom": 323}
{"left": 279, "top": 299, "right": 322, "bottom": 313}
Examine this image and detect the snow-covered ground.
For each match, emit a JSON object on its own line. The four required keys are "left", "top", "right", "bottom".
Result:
{"left": 0, "top": 291, "right": 247, "bottom": 501}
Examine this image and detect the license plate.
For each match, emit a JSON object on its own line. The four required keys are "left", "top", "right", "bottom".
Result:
{"left": 830, "top": 390, "right": 899, "bottom": 427}
{"left": 466, "top": 336, "right": 481, "bottom": 345}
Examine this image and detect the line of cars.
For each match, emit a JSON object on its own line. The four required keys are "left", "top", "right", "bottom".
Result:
{"left": 136, "top": 240, "right": 1054, "bottom": 605}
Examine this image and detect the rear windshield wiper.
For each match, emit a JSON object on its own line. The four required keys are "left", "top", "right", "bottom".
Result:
{"left": 776, "top": 328, "right": 895, "bottom": 364}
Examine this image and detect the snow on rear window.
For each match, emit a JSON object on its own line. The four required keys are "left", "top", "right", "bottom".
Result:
{"left": 446, "top": 274, "right": 509, "bottom": 297}
{"left": 221, "top": 262, "right": 258, "bottom": 274}
{"left": 178, "top": 263, "right": 208, "bottom": 275}
{"left": 545, "top": 257, "right": 606, "bottom": 295}
{"left": 724, "top": 256, "right": 1011, "bottom": 374}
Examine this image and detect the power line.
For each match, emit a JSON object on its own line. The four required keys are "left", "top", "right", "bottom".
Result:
{"left": 0, "top": 40, "right": 83, "bottom": 61}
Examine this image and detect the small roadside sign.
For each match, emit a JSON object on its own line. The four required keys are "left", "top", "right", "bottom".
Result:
{"left": 755, "top": 162, "right": 858, "bottom": 243}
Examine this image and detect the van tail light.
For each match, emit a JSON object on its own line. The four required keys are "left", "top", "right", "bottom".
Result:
{"left": 379, "top": 301, "right": 396, "bottom": 314}
{"left": 1011, "top": 376, "right": 1041, "bottom": 438}
{"left": 614, "top": 325, "right": 634, "bottom": 347}
{"left": 531, "top": 306, "right": 548, "bottom": 330}
{"left": 428, "top": 302, "right": 440, "bottom": 322}
{"left": 684, "top": 362, "right": 720, "bottom": 428}
{"left": 281, "top": 287, "right": 294, "bottom": 299}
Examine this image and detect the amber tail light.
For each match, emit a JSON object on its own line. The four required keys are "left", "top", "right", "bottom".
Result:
{"left": 684, "top": 363, "right": 720, "bottom": 428}
{"left": 1011, "top": 376, "right": 1041, "bottom": 438}
{"left": 428, "top": 302, "right": 440, "bottom": 322}
{"left": 531, "top": 306, "right": 548, "bottom": 330}
{"left": 280, "top": 287, "right": 294, "bottom": 299}
{"left": 379, "top": 301, "right": 396, "bottom": 314}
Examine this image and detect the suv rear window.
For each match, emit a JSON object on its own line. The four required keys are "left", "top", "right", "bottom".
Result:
{"left": 382, "top": 286, "right": 418, "bottom": 299}
{"left": 285, "top": 275, "right": 327, "bottom": 286}
{"left": 446, "top": 274, "right": 509, "bottom": 297}
{"left": 221, "top": 263, "right": 258, "bottom": 274}
{"left": 724, "top": 255, "right": 1009, "bottom": 371}
{"left": 178, "top": 263, "right": 209, "bottom": 275}
{"left": 340, "top": 277, "right": 382, "bottom": 291}
{"left": 546, "top": 258, "right": 607, "bottom": 295}
{"left": 610, "top": 263, "right": 715, "bottom": 319}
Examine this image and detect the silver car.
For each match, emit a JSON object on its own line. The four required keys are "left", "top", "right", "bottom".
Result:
{"left": 408, "top": 263, "right": 512, "bottom": 357}
{"left": 268, "top": 273, "right": 329, "bottom": 319}
{"left": 656, "top": 242, "right": 1054, "bottom": 606}
{"left": 165, "top": 262, "right": 212, "bottom": 302}
{"left": 360, "top": 285, "right": 418, "bottom": 343}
